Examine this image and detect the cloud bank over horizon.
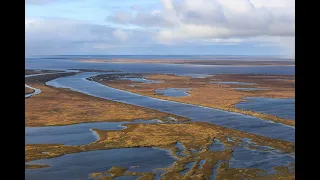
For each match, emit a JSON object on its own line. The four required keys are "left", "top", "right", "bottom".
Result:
{"left": 25, "top": 0, "right": 295, "bottom": 57}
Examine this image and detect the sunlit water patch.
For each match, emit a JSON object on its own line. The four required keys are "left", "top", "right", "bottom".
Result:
{"left": 175, "top": 73, "right": 214, "bottom": 78}
{"left": 155, "top": 88, "right": 190, "bottom": 97}
{"left": 120, "top": 77, "right": 160, "bottom": 84}
{"left": 26, "top": 148, "right": 176, "bottom": 180}
{"left": 235, "top": 97, "right": 295, "bottom": 120}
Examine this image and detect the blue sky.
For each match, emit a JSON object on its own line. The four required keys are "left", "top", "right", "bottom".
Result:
{"left": 25, "top": 0, "right": 295, "bottom": 57}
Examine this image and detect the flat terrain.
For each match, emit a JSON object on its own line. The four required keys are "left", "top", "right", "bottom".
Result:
{"left": 92, "top": 73, "right": 295, "bottom": 126}
{"left": 26, "top": 122, "right": 294, "bottom": 179}
{"left": 25, "top": 72, "right": 188, "bottom": 127}
{"left": 76, "top": 59, "right": 295, "bottom": 66}
{"left": 25, "top": 69, "right": 295, "bottom": 179}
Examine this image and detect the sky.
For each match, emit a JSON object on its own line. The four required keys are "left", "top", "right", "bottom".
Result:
{"left": 25, "top": 0, "right": 295, "bottom": 57}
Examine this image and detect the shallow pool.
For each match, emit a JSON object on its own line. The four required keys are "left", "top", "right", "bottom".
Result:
{"left": 155, "top": 88, "right": 190, "bottom": 97}
{"left": 26, "top": 147, "right": 176, "bottom": 180}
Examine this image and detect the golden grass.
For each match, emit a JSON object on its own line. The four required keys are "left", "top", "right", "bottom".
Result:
{"left": 90, "top": 167, "right": 155, "bottom": 180}
{"left": 216, "top": 162, "right": 294, "bottom": 180}
{"left": 25, "top": 72, "right": 294, "bottom": 179}
{"left": 25, "top": 69, "right": 63, "bottom": 75}
{"left": 95, "top": 73, "right": 295, "bottom": 126}
{"left": 25, "top": 144, "right": 82, "bottom": 162}
{"left": 25, "top": 83, "right": 188, "bottom": 127}
{"left": 25, "top": 122, "right": 294, "bottom": 180}
{"left": 25, "top": 164, "right": 49, "bottom": 169}
{"left": 26, "top": 122, "right": 294, "bottom": 179}
{"left": 91, "top": 122, "right": 294, "bottom": 153}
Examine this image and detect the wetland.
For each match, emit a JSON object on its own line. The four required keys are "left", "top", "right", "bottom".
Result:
{"left": 25, "top": 58, "right": 295, "bottom": 180}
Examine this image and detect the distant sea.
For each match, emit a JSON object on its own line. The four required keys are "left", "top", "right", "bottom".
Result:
{"left": 25, "top": 55, "right": 294, "bottom": 61}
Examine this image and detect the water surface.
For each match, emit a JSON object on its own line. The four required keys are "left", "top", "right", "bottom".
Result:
{"left": 25, "top": 84, "right": 41, "bottom": 98}
{"left": 120, "top": 77, "right": 160, "bottom": 84}
{"left": 180, "top": 162, "right": 196, "bottom": 176}
{"left": 155, "top": 88, "right": 190, "bottom": 97}
{"left": 26, "top": 120, "right": 162, "bottom": 145}
{"left": 46, "top": 72, "right": 295, "bottom": 142}
{"left": 229, "top": 146, "right": 294, "bottom": 173}
{"left": 26, "top": 58, "right": 295, "bottom": 75}
{"left": 208, "top": 138, "right": 294, "bottom": 175}
{"left": 235, "top": 97, "right": 295, "bottom": 120}
{"left": 25, "top": 70, "right": 79, "bottom": 98}
{"left": 176, "top": 73, "right": 214, "bottom": 78}
{"left": 26, "top": 122, "right": 125, "bottom": 145}
{"left": 26, "top": 148, "right": 176, "bottom": 180}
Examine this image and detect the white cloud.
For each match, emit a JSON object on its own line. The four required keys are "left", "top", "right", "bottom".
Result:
{"left": 153, "top": 0, "right": 294, "bottom": 40}
{"left": 25, "top": 17, "right": 155, "bottom": 55}
{"left": 26, "top": 0, "right": 295, "bottom": 56}
{"left": 108, "top": 12, "right": 132, "bottom": 24}
{"left": 161, "top": 0, "right": 174, "bottom": 11}
{"left": 26, "top": 17, "right": 115, "bottom": 55}
{"left": 117, "top": 0, "right": 294, "bottom": 56}
{"left": 112, "top": 29, "right": 128, "bottom": 42}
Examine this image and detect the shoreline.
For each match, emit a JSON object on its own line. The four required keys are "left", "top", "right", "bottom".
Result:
{"left": 75, "top": 59, "right": 295, "bottom": 66}
{"left": 25, "top": 69, "right": 295, "bottom": 179}
{"left": 92, "top": 73, "right": 295, "bottom": 127}
{"left": 25, "top": 70, "right": 189, "bottom": 127}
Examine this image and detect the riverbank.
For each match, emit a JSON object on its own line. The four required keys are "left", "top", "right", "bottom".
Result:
{"left": 25, "top": 72, "right": 188, "bottom": 127}
{"left": 25, "top": 70, "right": 295, "bottom": 179}
{"left": 92, "top": 73, "right": 295, "bottom": 126}
{"left": 26, "top": 122, "right": 294, "bottom": 179}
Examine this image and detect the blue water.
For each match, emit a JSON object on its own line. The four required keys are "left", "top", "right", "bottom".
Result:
{"left": 210, "top": 160, "right": 224, "bottom": 180}
{"left": 175, "top": 142, "right": 187, "bottom": 157}
{"left": 25, "top": 70, "right": 79, "bottom": 98}
{"left": 26, "top": 58, "right": 295, "bottom": 75}
{"left": 26, "top": 55, "right": 294, "bottom": 61}
{"left": 175, "top": 142, "right": 185, "bottom": 152}
{"left": 229, "top": 146, "right": 294, "bottom": 173}
{"left": 207, "top": 137, "right": 294, "bottom": 176}
{"left": 25, "top": 58, "right": 295, "bottom": 178}
{"left": 155, "top": 88, "right": 190, "bottom": 97}
{"left": 25, "top": 84, "right": 40, "bottom": 98}
{"left": 175, "top": 73, "right": 214, "bottom": 78}
{"left": 114, "top": 176, "right": 138, "bottom": 180}
{"left": 235, "top": 97, "right": 295, "bottom": 120}
{"left": 180, "top": 162, "right": 196, "bottom": 176}
{"left": 209, "top": 139, "right": 226, "bottom": 152}
{"left": 26, "top": 122, "right": 125, "bottom": 145}
{"left": 120, "top": 77, "right": 160, "bottom": 84}
{"left": 26, "top": 120, "right": 162, "bottom": 145}
{"left": 198, "top": 160, "right": 206, "bottom": 169}
{"left": 25, "top": 147, "right": 176, "bottom": 180}
{"left": 46, "top": 72, "right": 295, "bottom": 142}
